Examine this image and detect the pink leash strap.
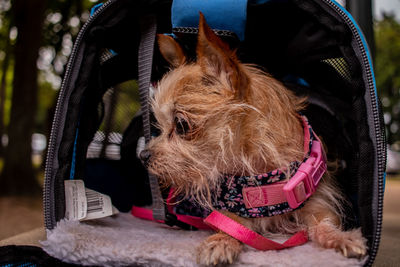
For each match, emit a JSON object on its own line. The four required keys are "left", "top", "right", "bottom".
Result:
{"left": 131, "top": 187, "right": 212, "bottom": 230}
{"left": 131, "top": 205, "right": 212, "bottom": 230}
{"left": 204, "top": 210, "right": 308, "bottom": 250}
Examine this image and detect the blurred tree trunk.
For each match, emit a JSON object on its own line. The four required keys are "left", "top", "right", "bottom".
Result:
{"left": 0, "top": 24, "right": 12, "bottom": 157}
{"left": 0, "top": 0, "right": 47, "bottom": 196}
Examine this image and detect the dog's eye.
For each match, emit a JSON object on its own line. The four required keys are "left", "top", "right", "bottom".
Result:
{"left": 174, "top": 114, "right": 191, "bottom": 136}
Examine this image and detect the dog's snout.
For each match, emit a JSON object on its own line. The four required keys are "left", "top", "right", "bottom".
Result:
{"left": 139, "top": 149, "right": 152, "bottom": 166}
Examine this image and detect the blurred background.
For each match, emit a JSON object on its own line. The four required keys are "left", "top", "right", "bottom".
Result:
{"left": 0, "top": 0, "right": 101, "bottom": 237}
{"left": 0, "top": 0, "right": 398, "bottom": 265}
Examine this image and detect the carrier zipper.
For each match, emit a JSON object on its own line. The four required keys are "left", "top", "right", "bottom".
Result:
{"left": 43, "top": 0, "right": 118, "bottom": 230}
{"left": 321, "top": 1, "right": 386, "bottom": 266}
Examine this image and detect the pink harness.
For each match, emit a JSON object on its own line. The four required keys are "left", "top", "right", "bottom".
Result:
{"left": 132, "top": 115, "right": 326, "bottom": 250}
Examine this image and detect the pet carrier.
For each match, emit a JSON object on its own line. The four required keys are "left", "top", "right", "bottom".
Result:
{"left": 39, "top": 0, "right": 385, "bottom": 266}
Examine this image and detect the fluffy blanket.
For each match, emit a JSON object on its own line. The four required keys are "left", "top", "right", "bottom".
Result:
{"left": 41, "top": 213, "right": 365, "bottom": 267}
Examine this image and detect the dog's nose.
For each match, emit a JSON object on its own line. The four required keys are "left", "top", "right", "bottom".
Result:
{"left": 139, "top": 149, "right": 152, "bottom": 166}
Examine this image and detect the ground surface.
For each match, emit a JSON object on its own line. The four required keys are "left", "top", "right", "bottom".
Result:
{"left": 0, "top": 179, "right": 399, "bottom": 266}
{"left": 0, "top": 196, "right": 43, "bottom": 240}
{"left": 375, "top": 178, "right": 400, "bottom": 266}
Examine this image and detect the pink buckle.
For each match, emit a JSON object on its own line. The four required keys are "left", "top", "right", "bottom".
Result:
{"left": 283, "top": 140, "right": 327, "bottom": 209}
{"left": 242, "top": 182, "right": 286, "bottom": 208}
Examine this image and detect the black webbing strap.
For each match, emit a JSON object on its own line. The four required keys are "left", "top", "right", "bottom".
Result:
{"left": 138, "top": 14, "right": 165, "bottom": 221}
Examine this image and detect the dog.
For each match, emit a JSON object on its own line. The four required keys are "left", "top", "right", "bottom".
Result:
{"left": 141, "top": 13, "right": 367, "bottom": 265}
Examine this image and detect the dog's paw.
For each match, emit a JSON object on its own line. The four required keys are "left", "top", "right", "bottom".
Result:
{"left": 334, "top": 228, "right": 367, "bottom": 258}
{"left": 196, "top": 232, "right": 242, "bottom": 266}
{"left": 310, "top": 221, "right": 367, "bottom": 258}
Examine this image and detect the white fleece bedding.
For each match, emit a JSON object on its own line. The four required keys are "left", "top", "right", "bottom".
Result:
{"left": 41, "top": 213, "right": 365, "bottom": 267}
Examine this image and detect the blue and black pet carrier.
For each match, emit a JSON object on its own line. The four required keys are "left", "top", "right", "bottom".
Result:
{"left": 8, "top": 0, "right": 382, "bottom": 266}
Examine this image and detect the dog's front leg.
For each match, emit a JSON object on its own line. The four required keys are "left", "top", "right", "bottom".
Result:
{"left": 197, "top": 231, "right": 242, "bottom": 266}
{"left": 302, "top": 205, "right": 367, "bottom": 258}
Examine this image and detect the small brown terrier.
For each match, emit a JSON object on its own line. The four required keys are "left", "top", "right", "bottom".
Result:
{"left": 144, "top": 14, "right": 367, "bottom": 265}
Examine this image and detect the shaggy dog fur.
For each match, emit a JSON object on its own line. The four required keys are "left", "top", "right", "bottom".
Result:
{"left": 143, "top": 14, "right": 367, "bottom": 265}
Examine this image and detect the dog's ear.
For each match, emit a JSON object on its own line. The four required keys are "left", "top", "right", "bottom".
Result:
{"left": 196, "top": 13, "right": 248, "bottom": 98}
{"left": 158, "top": 34, "right": 186, "bottom": 67}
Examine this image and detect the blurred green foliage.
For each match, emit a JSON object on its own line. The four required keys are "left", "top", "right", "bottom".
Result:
{"left": 0, "top": 0, "right": 101, "bottom": 138}
{"left": 375, "top": 14, "right": 400, "bottom": 145}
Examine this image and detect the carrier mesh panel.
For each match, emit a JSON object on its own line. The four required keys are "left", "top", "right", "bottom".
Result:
{"left": 322, "top": 57, "right": 352, "bottom": 82}
{"left": 86, "top": 50, "right": 141, "bottom": 160}
{"left": 86, "top": 82, "right": 140, "bottom": 160}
